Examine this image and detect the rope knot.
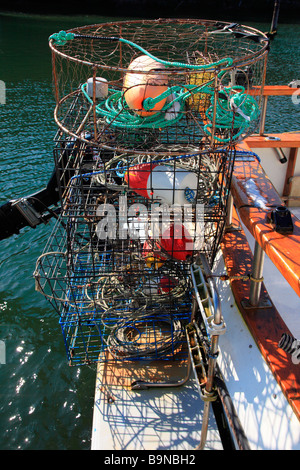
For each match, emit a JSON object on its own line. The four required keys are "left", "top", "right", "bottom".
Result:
{"left": 49, "top": 30, "right": 75, "bottom": 46}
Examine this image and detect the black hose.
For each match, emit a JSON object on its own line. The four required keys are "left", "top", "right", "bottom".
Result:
{"left": 214, "top": 365, "right": 251, "bottom": 450}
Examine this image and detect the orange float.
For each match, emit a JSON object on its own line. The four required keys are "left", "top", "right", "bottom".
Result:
{"left": 123, "top": 55, "right": 168, "bottom": 116}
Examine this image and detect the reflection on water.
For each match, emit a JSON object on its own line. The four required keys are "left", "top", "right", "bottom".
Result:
{"left": 0, "top": 12, "right": 299, "bottom": 449}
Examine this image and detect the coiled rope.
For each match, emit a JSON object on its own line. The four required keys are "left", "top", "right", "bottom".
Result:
{"left": 81, "top": 83, "right": 192, "bottom": 130}
{"left": 204, "top": 87, "right": 260, "bottom": 142}
{"left": 106, "top": 314, "right": 183, "bottom": 359}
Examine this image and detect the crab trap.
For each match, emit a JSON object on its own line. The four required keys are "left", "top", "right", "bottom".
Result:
{"left": 35, "top": 136, "right": 235, "bottom": 365}
{"left": 34, "top": 19, "right": 269, "bottom": 365}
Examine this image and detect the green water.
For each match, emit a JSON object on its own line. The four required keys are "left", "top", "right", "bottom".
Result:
{"left": 0, "top": 12, "right": 299, "bottom": 450}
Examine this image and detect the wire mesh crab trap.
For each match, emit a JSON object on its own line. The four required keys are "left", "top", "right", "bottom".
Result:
{"left": 49, "top": 18, "right": 268, "bottom": 154}
{"left": 35, "top": 138, "right": 234, "bottom": 365}
{"left": 34, "top": 19, "right": 269, "bottom": 365}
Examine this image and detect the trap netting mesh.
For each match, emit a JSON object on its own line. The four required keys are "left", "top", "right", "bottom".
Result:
{"left": 34, "top": 19, "right": 268, "bottom": 365}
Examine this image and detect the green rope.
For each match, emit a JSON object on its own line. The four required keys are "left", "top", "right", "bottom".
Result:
{"left": 142, "top": 84, "right": 212, "bottom": 112}
{"left": 81, "top": 82, "right": 214, "bottom": 130}
{"left": 81, "top": 81, "right": 259, "bottom": 141}
{"left": 118, "top": 37, "right": 233, "bottom": 70}
{"left": 49, "top": 30, "right": 75, "bottom": 46}
{"left": 81, "top": 84, "right": 181, "bottom": 129}
{"left": 204, "top": 87, "right": 260, "bottom": 142}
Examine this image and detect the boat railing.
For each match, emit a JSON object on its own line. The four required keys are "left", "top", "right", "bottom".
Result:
{"left": 228, "top": 161, "right": 300, "bottom": 305}
{"left": 228, "top": 85, "right": 300, "bottom": 306}
{"left": 190, "top": 254, "right": 228, "bottom": 449}
{"left": 249, "top": 85, "right": 299, "bottom": 135}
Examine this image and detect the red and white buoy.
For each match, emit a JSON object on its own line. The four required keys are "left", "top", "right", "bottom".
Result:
{"left": 125, "top": 163, "right": 198, "bottom": 205}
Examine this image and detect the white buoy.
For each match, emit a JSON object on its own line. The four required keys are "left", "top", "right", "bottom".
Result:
{"left": 164, "top": 93, "right": 181, "bottom": 121}
{"left": 86, "top": 77, "right": 108, "bottom": 99}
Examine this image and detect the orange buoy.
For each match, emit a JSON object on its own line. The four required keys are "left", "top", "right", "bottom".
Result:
{"left": 123, "top": 55, "right": 168, "bottom": 116}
